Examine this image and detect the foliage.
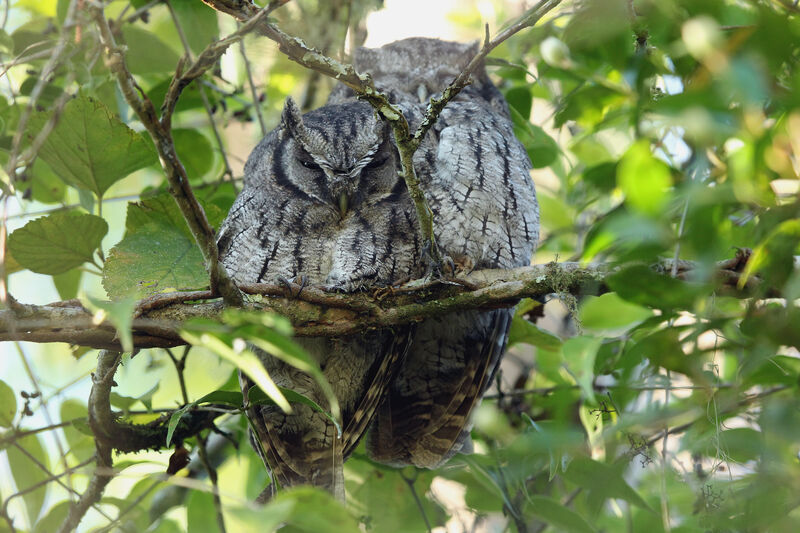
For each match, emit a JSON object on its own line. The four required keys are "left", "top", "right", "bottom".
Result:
{"left": 2, "top": 0, "right": 800, "bottom": 531}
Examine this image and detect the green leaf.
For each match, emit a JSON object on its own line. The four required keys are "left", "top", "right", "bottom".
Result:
{"left": 0, "top": 380, "right": 15, "bottom": 428}
{"left": 511, "top": 105, "right": 560, "bottom": 168}
{"left": 60, "top": 399, "right": 93, "bottom": 462}
{"left": 266, "top": 487, "right": 361, "bottom": 532}
{"left": 52, "top": 269, "right": 82, "bottom": 300}
{"left": 525, "top": 495, "right": 596, "bottom": 533}
{"left": 28, "top": 158, "right": 67, "bottom": 204}
{"left": 103, "top": 222, "right": 207, "bottom": 298}
{"left": 617, "top": 140, "right": 672, "bottom": 216}
{"left": 181, "top": 326, "right": 292, "bottom": 413}
{"left": 173, "top": 129, "right": 215, "bottom": 179}
{"left": 120, "top": 26, "right": 181, "bottom": 75}
{"left": 607, "top": 265, "right": 706, "bottom": 310}
{"left": 166, "top": 403, "right": 194, "bottom": 447}
{"left": 346, "top": 462, "right": 444, "bottom": 532}
{"left": 82, "top": 294, "right": 136, "bottom": 353}
{"left": 195, "top": 390, "right": 244, "bottom": 406}
{"left": 219, "top": 310, "right": 341, "bottom": 422}
{"left": 8, "top": 433, "right": 50, "bottom": 524}
{"left": 171, "top": 0, "right": 220, "bottom": 55}
{"left": 563, "top": 457, "right": 652, "bottom": 510}
{"left": 505, "top": 86, "right": 532, "bottom": 120}
{"left": 561, "top": 336, "right": 601, "bottom": 403}
{"left": 578, "top": 293, "right": 653, "bottom": 333}
{"left": 33, "top": 500, "right": 71, "bottom": 533}
{"left": 8, "top": 212, "right": 107, "bottom": 275}
{"left": 508, "top": 315, "right": 563, "bottom": 351}
{"left": 741, "top": 219, "right": 800, "bottom": 291}
{"left": 187, "top": 490, "right": 220, "bottom": 533}
{"left": 28, "top": 95, "right": 157, "bottom": 198}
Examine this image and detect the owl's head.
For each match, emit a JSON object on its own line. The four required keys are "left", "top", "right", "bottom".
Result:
{"left": 276, "top": 97, "right": 401, "bottom": 218}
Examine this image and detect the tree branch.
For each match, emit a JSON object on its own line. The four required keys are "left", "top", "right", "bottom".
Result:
{"left": 90, "top": 5, "right": 243, "bottom": 306}
{"left": 0, "top": 258, "right": 770, "bottom": 350}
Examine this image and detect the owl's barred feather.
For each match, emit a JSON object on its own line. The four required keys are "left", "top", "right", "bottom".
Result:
{"left": 217, "top": 37, "right": 538, "bottom": 498}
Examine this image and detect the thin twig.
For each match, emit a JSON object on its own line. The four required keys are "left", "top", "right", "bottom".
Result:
{"left": 91, "top": 4, "right": 243, "bottom": 306}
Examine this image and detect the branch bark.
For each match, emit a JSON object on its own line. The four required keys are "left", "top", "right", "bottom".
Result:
{"left": 0, "top": 259, "right": 765, "bottom": 350}
{"left": 90, "top": 6, "right": 243, "bottom": 307}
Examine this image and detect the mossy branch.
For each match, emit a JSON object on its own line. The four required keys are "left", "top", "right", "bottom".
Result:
{"left": 0, "top": 258, "right": 766, "bottom": 350}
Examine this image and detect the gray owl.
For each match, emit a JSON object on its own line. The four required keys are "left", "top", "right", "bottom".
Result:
{"left": 217, "top": 38, "right": 539, "bottom": 499}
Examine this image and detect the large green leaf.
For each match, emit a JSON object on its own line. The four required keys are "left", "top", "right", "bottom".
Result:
{"left": 562, "top": 457, "right": 652, "bottom": 510}
{"left": 102, "top": 222, "right": 207, "bottom": 298}
{"left": 171, "top": 0, "right": 220, "bottom": 55}
{"left": 607, "top": 265, "right": 707, "bottom": 311}
{"left": 8, "top": 433, "right": 50, "bottom": 524}
{"left": 102, "top": 193, "right": 225, "bottom": 298}
{"left": 508, "top": 315, "right": 563, "bottom": 351}
{"left": 8, "top": 212, "right": 107, "bottom": 275}
{"left": 346, "top": 462, "right": 444, "bottom": 532}
{"left": 28, "top": 95, "right": 157, "bottom": 198}
{"left": 120, "top": 26, "right": 181, "bottom": 75}
{"left": 33, "top": 500, "right": 71, "bottom": 533}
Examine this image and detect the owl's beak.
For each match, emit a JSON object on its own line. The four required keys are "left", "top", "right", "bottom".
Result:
{"left": 338, "top": 192, "right": 349, "bottom": 218}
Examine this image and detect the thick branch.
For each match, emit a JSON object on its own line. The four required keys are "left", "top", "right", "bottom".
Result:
{"left": 0, "top": 260, "right": 767, "bottom": 350}
{"left": 91, "top": 6, "right": 242, "bottom": 306}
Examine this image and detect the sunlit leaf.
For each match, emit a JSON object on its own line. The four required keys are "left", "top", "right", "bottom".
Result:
{"left": 8, "top": 212, "right": 107, "bottom": 275}
{"left": 561, "top": 336, "right": 601, "bottom": 403}
{"left": 28, "top": 95, "right": 157, "bottom": 198}
{"left": 82, "top": 294, "right": 136, "bottom": 353}
{"left": 617, "top": 140, "right": 672, "bottom": 216}
{"left": 579, "top": 292, "right": 653, "bottom": 333}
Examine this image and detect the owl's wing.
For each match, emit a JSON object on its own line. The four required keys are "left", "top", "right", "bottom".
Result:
{"left": 366, "top": 309, "right": 511, "bottom": 468}
{"left": 244, "top": 327, "right": 413, "bottom": 499}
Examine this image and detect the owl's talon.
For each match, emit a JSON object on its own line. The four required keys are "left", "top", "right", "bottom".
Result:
{"left": 442, "top": 255, "right": 456, "bottom": 276}
{"left": 277, "top": 274, "right": 308, "bottom": 298}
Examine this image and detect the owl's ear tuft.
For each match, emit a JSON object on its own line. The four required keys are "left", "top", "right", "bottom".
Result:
{"left": 281, "top": 97, "right": 306, "bottom": 138}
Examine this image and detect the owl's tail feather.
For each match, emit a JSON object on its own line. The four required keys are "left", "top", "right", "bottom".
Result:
{"left": 246, "top": 327, "right": 414, "bottom": 501}
{"left": 249, "top": 406, "right": 346, "bottom": 501}
{"left": 367, "top": 309, "right": 511, "bottom": 468}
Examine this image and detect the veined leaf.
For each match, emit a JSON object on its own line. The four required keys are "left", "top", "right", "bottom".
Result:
{"left": 28, "top": 95, "right": 157, "bottom": 198}
{"left": 8, "top": 212, "right": 107, "bottom": 275}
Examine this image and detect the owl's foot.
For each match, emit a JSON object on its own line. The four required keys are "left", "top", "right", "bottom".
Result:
{"left": 323, "top": 267, "right": 378, "bottom": 292}
{"left": 277, "top": 274, "right": 308, "bottom": 298}
{"left": 420, "top": 240, "right": 451, "bottom": 280}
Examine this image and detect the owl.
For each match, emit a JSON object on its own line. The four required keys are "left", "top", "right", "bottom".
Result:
{"left": 217, "top": 37, "right": 539, "bottom": 499}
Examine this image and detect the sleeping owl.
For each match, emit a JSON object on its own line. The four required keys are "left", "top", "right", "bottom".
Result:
{"left": 217, "top": 37, "right": 539, "bottom": 499}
